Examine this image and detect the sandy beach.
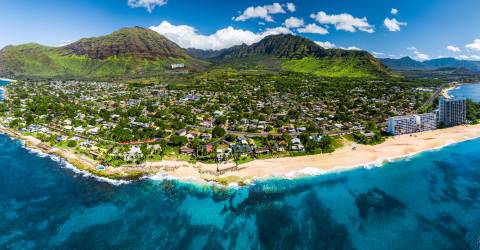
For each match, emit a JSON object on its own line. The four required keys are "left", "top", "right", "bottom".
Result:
{"left": 144, "top": 124, "right": 479, "bottom": 183}
{"left": 115, "top": 124, "right": 480, "bottom": 184}
{"left": 1, "top": 123, "right": 480, "bottom": 185}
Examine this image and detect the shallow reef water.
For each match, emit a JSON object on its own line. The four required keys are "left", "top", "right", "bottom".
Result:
{"left": 0, "top": 133, "right": 480, "bottom": 249}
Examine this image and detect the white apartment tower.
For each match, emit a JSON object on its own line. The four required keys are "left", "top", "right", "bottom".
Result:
{"left": 387, "top": 113, "right": 437, "bottom": 135}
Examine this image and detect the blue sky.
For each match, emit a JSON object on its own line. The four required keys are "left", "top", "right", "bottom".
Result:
{"left": 2, "top": 0, "right": 480, "bottom": 60}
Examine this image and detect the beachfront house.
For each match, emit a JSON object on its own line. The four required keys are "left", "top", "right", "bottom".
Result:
{"left": 290, "top": 138, "right": 305, "bottom": 152}
{"left": 180, "top": 146, "right": 194, "bottom": 155}
{"left": 124, "top": 146, "right": 144, "bottom": 161}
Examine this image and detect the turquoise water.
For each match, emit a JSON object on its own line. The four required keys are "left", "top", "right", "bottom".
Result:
{"left": 0, "top": 80, "right": 8, "bottom": 100}
{"left": 0, "top": 133, "right": 480, "bottom": 249}
{"left": 449, "top": 83, "right": 480, "bottom": 101}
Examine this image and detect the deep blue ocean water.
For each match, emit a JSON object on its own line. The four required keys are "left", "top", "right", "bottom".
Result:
{"left": 449, "top": 83, "right": 480, "bottom": 101}
{"left": 0, "top": 133, "right": 480, "bottom": 249}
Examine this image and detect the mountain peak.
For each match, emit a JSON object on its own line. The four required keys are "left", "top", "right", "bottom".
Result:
{"left": 220, "top": 33, "right": 323, "bottom": 59}
{"left": 62, "top": 27, "right": 186, "bottom": 60}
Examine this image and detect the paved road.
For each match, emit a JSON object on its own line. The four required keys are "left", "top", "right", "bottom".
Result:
{"left": 190, "top": 125, "right": 349, "bottom": 138}
{"left": 417, "top": 83, "right": 451, "bottom": 112}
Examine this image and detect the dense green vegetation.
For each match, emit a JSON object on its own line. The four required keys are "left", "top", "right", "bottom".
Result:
{"left": 1, "top": 30, "right": 392, "bottom": 79}
{"left": 0, "top": 28, "right": 208, "bottom": 80}
{"left": 466, "top": 99, "right": 480, "bottom": 123}
{"left": 283, "top": 56, "right": 378, "bottom": 78}
{"left": 0, "top": 63, "right": 441, "bottom": 167}
{"left": 214, "top": 34, "right": 391, "bottom": 78}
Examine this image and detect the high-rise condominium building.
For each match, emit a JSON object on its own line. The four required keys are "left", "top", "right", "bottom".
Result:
{"left": 439, "top": 97, "right": 466, "bottom": 127}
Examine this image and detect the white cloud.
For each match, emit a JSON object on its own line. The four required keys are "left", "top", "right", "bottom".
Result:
{"left": 384, "top": 18, "right": 407, "bottom": 32}
{"left": 314, "top": 41, "right": 362, "bottom": 51}
{"left": 315, "top": 41, "right": 336, "bottom": 49}
{"left": 150, "top": 21, "right": 292, "bottom": 50}
{"left": 345, "top": 46, "right": 361, "bottom": 51}
{"left": 127, "top": 0, "right": 167, "bottom": 13}
{"left": 372, "top": 51, "right": 386, "bottom": 57}
{"left": 470, "top": 55, "right": 480, "bottom": 60}
{"left": 297, "top": 23, "right": 328, "bottom": 35}
{"left": 446, "top": 45, "right": 461, "bottom": 52}
{"left": 234, "top": 3, "right": 286, "bottom": 22}
{"left": 408, "top": 47, "right": 430, "bottom": 61}
{"left": 286, "top": 3, "right": 296, "bottom": 12}
{"left": 284, "top": 17, "right": 304, "bottom": 28}
{"left": 261, "top": 26, "right": 293, "bottom": 36}
{"left": 466, "top": 39, "right": 480, "bottom": 51}
{"left": 57, "top": 39, "right": 73, "bottom": 47}
{"left": 455, "top": 54, "right": 480, "bottom": 60}
{"left": 391, "top": 8, "right": 398, "bottom": 15}
{"left": 310, "top": 11, "right": 374, "bottom": 33}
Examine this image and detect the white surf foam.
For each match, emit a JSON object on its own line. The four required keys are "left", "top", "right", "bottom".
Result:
{"left": 284, "top": 167, "right": 327, "bottom": 179}
{"left": 19, "top": 140, "right": 130, "bottom": 186}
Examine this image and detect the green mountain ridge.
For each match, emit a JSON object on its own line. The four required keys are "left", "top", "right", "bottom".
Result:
{"left": 0, "top": 27, "right": 206, "bottom": 79}
{"left": 211, "top": 34, "right": 391, "bottom": 78}
{"left": 380, "top": 56, "right": 480, "bottom": 72}
{"left": 0, "top": 29, "right": 391, "bottom": 79}
{"left": 62, "top": 27, "right": 185, "bottom": 59}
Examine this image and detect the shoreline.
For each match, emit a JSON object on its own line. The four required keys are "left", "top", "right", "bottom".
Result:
{"left": 0, "top": 78, "right": 16, "bottom": 82}
{"left": 1, "top": 123, "right": 480, "bottom": 186}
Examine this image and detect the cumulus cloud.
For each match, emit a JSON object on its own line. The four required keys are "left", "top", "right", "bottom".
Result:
{"left": 391, "top": 8, "right": 398, "bottom": 15}
{"left": 384, "top": 18, "right": 407, "bottom": 32}
{"left": 466, "top": 39, "right": 480, "bottom": 51}
{"left": 297, "top": 23, "right": 328, "bottom": 35}
{"left": 470, "top": 55, "right": 480, "bottom": 60}
{"left": 127, "top": 0, "right": 167, "bottom": 13}
{"left": 344, "top": 46, "right": 361, "bottom": 51}
{"left": 150, "top": 21, "right": 292, "bottom": 50}
{"left": 286, "top": 3, "right": 296, "bottom": 12}
{"left": 315, "top": 41, "right": 336, "bottom": 49}
{"left": 234, "top": 3, "right": 286, "bottom": 22}
{"left": 284, "top": 17, "right": 304, "bottom": 28}
{"left": 57, "top": 39, "right": 73, "bottom": 47}
{"left": 408, "top": 47, "right": 430, "bottom": 61}
{"left": 310, "top": 11, "right": 374, "bottom": 33}
{"left": 372, "top": 51, "right": 386, "bottom": 57}
{"left": 446, "top": 45, "right": 461, "bottom": 52}
{"left": 455, "top": 54, "right": 480, "bottom": 60}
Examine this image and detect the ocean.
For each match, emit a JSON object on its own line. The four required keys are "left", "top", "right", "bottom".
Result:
{"left": 0, "top": 133, "right": 479, "bottom": 249}
{"left": 449, "top": 82, "right": 480, "bottom": 101}
{"left": 0, "top": 80, "right": 8, "bottom": 100}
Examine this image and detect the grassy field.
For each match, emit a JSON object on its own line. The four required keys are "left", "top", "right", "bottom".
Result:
{"left": 282, "top": 56, "right": 381, "bottom": 78}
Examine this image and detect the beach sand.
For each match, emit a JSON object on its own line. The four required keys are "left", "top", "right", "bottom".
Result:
{"left": 2, "top": 123, "right": 480, "bottom": 185}
{"left": 132, "top": 124, "right": 480, "bottom": 183}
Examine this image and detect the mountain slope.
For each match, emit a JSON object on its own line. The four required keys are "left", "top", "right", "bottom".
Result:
{"left": 424, "top": 58, "right": 480, "bottom": 71}
{"left": 379, "top": 57, "right": 430, "bottom": 71}
{"left": 0, "top": 27, "right": 207, "bottom": 79}
{"left": 219, "top": 34, "right": 323, "bottom": 59}
{"left": 213, "top": 34, "right": 390, "bottom": 78}
{"left": 62, "top": 27, "right": 185, "bottom": 59}
{"left": 380, "top": 56, "right": 480, "bottom": 72}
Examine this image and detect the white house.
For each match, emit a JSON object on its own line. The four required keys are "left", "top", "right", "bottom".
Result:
{"left": 124, "top": 146, "right": 144, "bottom": 161}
